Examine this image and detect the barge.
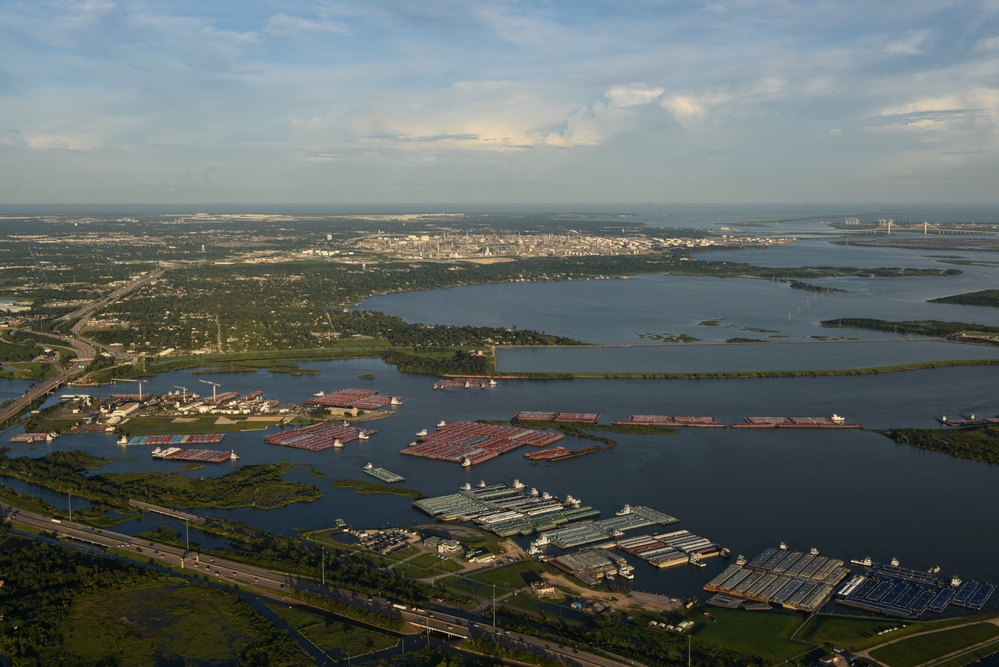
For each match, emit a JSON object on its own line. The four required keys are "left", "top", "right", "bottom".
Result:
{"left": 613, "top": 415, "right": 724, "bottom": 427}
{"left": 938, "top": 414, "right": 999, "bottom": 427}
{"left": 264, "top": 423, "right": 376, "bottom": 450}
{"left": 121, "top": 433, "right": 225, "bottom": 446}
{"left": 524, "top": 445, "right": 600, "bottom": 461}
{"left": 731, "top": 415, "right": 862, "bottom": 429}
{"left": 363, "top": 463, "right": 406, "bottom": 483}
{"left": 151, "top": 446, "right": 238, "bottom": 463}
{"left": 402, "top": 420, "right": 563, "bottom": 466}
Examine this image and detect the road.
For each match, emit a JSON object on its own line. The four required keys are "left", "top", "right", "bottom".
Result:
{"left": 0, "top": 503, "right": 638, "bottom": 667}
{"left": 0, "top": 270, "right": 163, "bottom": 426}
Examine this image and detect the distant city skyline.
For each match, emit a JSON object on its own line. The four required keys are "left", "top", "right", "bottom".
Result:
{"left": 2, "top": 1, "right": 998, "bottom": 205}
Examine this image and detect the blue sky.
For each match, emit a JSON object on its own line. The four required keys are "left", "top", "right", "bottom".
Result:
{"left": 2, "top": 1, "right": 998, "bottom": 205}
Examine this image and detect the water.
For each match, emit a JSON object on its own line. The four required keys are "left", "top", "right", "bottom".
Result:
{"left": 8, "top": 358, "right": 999, "bottom": 602}
{"left": 5, "top": 222, "right": 999, "bottom": 603}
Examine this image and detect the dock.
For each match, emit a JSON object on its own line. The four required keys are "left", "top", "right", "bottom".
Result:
{"left": 363, "top": 464, "right": 406, "bottom": 483}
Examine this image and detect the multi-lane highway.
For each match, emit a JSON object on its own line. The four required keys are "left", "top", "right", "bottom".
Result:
{"left": 1, "top": 503, "right": 637, "bottom": 667}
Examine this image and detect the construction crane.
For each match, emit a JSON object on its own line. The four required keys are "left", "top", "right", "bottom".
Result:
{"left": 112, "top": 378, "right": 148, "bottom": 400}
{"left": 173, "top": 385, "right": 189, "bottom": 401}
{"left": 198, "top": 379, "right": 220, "bottom": 402}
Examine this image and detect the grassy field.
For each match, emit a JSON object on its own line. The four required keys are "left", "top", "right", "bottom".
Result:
{"left": 60, "top": 579, "right": 304, "bottom": 665}
{"left": 393, "top": 553, "right": 464, "bottom": 579}
{"left": 933, "top": 639, "right": 999, "bottom": 667}
{"left": 686, "top": 607, "right": 810, "bottom": 663}
{"left": 466, "top": 561, "right": 548, "bottom": 590}
{"left": 796, "top": 615, "right": 916, "bottom": 651}
{"left": 331, "top": 477, "right": 426, "bottom": 498}
{"left": 120, "top": 414, "right": 285, "bottom": 435}
{"left": 264, "top": 602, "right": 398, "bottom": 658}
{"left": 870, "top": 623, "right": 999, "bottom": 667}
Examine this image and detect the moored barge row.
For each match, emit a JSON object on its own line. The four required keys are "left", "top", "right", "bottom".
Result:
{"left": 362, "top": 463, "right": 406, "bottom": 483}
{"left": 264, "top": 422, "right": 376, "bottom": 450}
{"left": 433, "top": 378, "right": 497, "bottom": 389}
{"left": 121, "top": 433, "right": 225, "bottom": 446}
{"left": 305, "top": 388, "right": 403, "bottom": 410}
{"left": 151, "top": 446, "right": 238, "bottom": 463}
{"left": 938, "top": 414, "right": 999, "bottom": 427}
{"left": 613, "top": 415, "right": 724, "bottom": 427}
{"left": 513, "top": 411, "right": 601, "bottom": 424}
{"left": 10, "top": 432, "right": 57, "bottom": 443}
{"left": 524, "top": 445, "right": 600, "bottom": 461}
{"left": 730, "top": 415, "right": 862, "bottom": 428}
{"left": 402, "top": 420, "right": 563, "bottom": 466}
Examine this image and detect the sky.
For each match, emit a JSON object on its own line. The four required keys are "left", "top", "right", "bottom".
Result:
{"left": 1, "top": 1, "right": 998, "bottom": 205}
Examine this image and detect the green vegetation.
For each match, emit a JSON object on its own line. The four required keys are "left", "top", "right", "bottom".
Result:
{"left": 879, "top": 426, "right": 999, "bottom": 464}
{"left": 795, "top": 615, "right": 914, "bottom": 651}
{"left": 726, "top": 337, "right": 766, "bottom": 343}
{"left": 0, "top": 536, "right": 311, "bottom": 666}
{"left": 930, "top": 289, "right": 999, "bottom": 308}
{"left": 684, "top": 607, "right": 809, "bottom": 662}
{"left": 637, "top": 332, "right": 700, "bottom": 342}
{"left": 332, "top": 477, "right": 426, "bottom": 498}
{"left": 465, "top": 638, "right": 562, "bottom": 667}
{"left": 263, "top": 602, "right": 398, "bottom": 659}
{"left": 788, "top": 280, "right": 847, "bottom": 293}
{"left": 821, "top": 317, "right": 999, "bottom": 343}
{"left": 870, "top": 623, "right": 999, "bottom": 667}
{"left": 119, "top": 414, "right": 285, "bottom": 435}
{"left": 0, "top": 449, "right": 321, "bottom": 514}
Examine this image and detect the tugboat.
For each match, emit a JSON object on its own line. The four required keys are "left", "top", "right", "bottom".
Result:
{"left": 230, "top": 450, "right": 239, "bottom": 460}
{"left": 357, "top": 431, "right": 369, "bottom": 440}
{"left": 461, "top": 457, "right": 472, "bottom": 468}
{"left": 333, "top": 439, "right": 344, "bottom": 449}
{"left": 364, "top": 462, "right": 374, "bottom": 471}
{"left": 850, "top": 556, "right": 873, "bottom": 567}
{"left": 616, "top": 504, "right": 633, "bottom": 516}
{"left": 736, "top": 554, "right": 748, "bottom": 566}
{"left": 415, "top": 428, "right": 428, "bottom": 437}
{"left": 890, "top": 557, "right": 900, "bottom": 568}
{"left": 688, "top": 553, "right": 707, "bottom": 568}
{"left": 810, "top": 547, "right": 820, "bottom": 556}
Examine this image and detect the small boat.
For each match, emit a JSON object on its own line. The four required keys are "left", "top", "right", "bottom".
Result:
{"left": 929, "top": 565, "right": 941, "bottom": 575}
{"left": 461, "top": 457, "right": 472, "bottom": 468}
{"left": 437, "top": 420, "right": 447, "bottom": 428}
{"left": 364, "top": 462, "right": 374, "bottom": 471}
{"left": 333, "top": 439, "right": 344, "bottom": 449}
{"left": 736, "top": 554, "right": 747, "bottom": 566}
{"left": 616, "top": 504, "right": 632, "bottom": 516}
{"left": 779, "top": 542, "right": 788, "bottom": 550}
{"left": 810, "top": 547, "right": 820, "bottom": 556}
{"left": 357, "top": 431, "right": 369, "bottom": 440}
{"left": 890, "top": 557, "right": 900, "bottom": 568}
{"left": 851, "top": 556, "right": 873, "bottom": 567}
{"left": 415, "top": 428, "right": 428, "bottom": 437}
{"left": 229, "top": 450, "right": 239, "bottom": 460}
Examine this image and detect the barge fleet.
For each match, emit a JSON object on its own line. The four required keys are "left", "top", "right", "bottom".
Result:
{"left": 402, "top": 420, "right": 563, "bottom": 466}
{"left": 264, "top": 423, "right": 376, "bottom": 451}
{"left": 938, "top": 414, "right": 999, "bottom": 427}
{"left": 613, "top": 415, "right": 724, "bottom": 428}
{"left": 151, "top": 446, "right": 238, "bottom": 463}
{"left": 524, "top": 445, "right": 600, "bottom": 461}
{"left": 433, "top": 378, "right": 497, "bottom": 389}
{"left": 120, "top": 433, "right": 225, "bottom": 446}
{"left": 730, "top": 415, "right": 862, "bottom": 429}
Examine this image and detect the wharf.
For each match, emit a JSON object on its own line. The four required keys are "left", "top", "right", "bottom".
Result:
{"left": 123, "top": 433, "right": 225, "bottom": 446}
{"left": 264, "top": 422, "right": 376, "bottom": 450}
{"left": 413, "top": 481, "right": 599, "bottom": 537}
{"left": 705, "top": 546, "right": 848, "bottom": 613}
{"left": 613, "top": 415, "right": 723, "bottom": 428}
{"left": 402, "top": 420, "right": 563, "bottom": 466}
{"left": 151, "top": 446, "right": 237, "bottom": 463}
{"left": 363, "top": 464, "right": 406, "bottom": 483}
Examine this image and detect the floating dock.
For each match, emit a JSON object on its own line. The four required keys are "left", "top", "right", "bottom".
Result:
{"left": 731, "top": 415, "right": 862, "bottom": 429}
{"left": 305, "top": 388, "right": 402, "bottom": 410}
{"left": 151, "top": 446, "right": 238, "bottom": 463}
{"left": 705, "top": 546, "right": 849, "bottom": 613}
{"left": 122, "top": 433, "right": 225, "bottom": 446}
{"left": 613, "top": 415, "right": 724, "bottom": 428}
{"left": 402, "top": 420, "right": 563, "bottom": 466}
{"left": 264, "top": 423, "right": 376, "bottom": 450}
{"left": 513, "top": 411, "right": 601, "bottom": 424}
{"left": 363, "top": 463, "right": 406, "bottom": 483}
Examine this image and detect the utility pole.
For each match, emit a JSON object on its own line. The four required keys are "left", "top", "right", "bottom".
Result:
{"left": 185, "top": 519, "right": 190, "bottom": 553}
{"left": 68, "top": 491, "right": 72, "bottom": 522}
{"left": 492, "top": 584, "right": 496, "bottom": 629}
{"left": 321, "top": 546, "right": 326, "bottom": 587}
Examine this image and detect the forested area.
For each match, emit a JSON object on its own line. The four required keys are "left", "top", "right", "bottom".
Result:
{"left": 930, "top": 289, "right": 999, "bottom": 308}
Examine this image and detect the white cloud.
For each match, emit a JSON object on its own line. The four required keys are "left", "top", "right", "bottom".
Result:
{"left": 27, "top": 133, "right": 102, "bottom": 150}
{"left": 265, "top": 14, "right": 349, "bottom": 37}
{"left": 605, "top": 83, "right": 664, "bottom": 108}
{"left": 974, "top": 35, "right": 999, "bottom": 52}
{"left": 885, "top": 30, "right": 931, "bottom": 55}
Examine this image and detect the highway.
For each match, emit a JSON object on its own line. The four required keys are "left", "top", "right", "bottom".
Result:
{"left": 1, "top": 503, "right": 638, "bottom": 667}
{"left": 0, "top": 270, "right": 162, "bottom": 426}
